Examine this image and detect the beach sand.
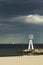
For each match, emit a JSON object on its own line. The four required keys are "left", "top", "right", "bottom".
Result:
{"left": 0, "top": 55, "right": 43, "bottom": 65}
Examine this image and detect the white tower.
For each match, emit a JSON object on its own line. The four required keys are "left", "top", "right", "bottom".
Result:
{"left": 28, "top": 34, "right": 34, "bottom": 50}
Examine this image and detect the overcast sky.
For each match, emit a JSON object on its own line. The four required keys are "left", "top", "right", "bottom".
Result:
{"left": 0, "top": 0, "right": 43, "bottom": 44}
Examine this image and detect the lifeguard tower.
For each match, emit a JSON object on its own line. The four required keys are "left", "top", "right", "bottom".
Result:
{"left": 28, "top": 34, "right": 34, "bottom": 50}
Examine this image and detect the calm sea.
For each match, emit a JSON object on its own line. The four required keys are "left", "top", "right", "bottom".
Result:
{"left": 0, "top": 44, "right": 43, "bottom": 56}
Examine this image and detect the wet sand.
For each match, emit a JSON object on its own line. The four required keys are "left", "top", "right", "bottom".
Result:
{"left": 0, "top": 55, "right": 43, "bottom": 65}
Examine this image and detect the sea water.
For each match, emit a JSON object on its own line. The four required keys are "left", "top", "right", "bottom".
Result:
{"left": 0, "top": 44, "right": 43, "bottom": 56}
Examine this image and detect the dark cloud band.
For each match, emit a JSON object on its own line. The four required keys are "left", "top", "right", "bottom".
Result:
{"left": 0, "top": 0, "right": 43, "bottom": 4}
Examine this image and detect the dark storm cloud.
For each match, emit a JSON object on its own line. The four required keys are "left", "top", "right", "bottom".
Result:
{"left": 0, "top": 0, "right": 43, "bottom": 43}
{"left": 0, "top": 0, "right": 43, "bottom": 17}
{"left": 0, "top": 0, "right": 43, "bottom": 4}
{"left": 0, "top": 4, "right": 43, "bottom": 17}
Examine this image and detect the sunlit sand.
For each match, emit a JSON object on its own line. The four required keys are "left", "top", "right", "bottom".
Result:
{"left": 0, "top": 55, "right": 43, "bottom": 65}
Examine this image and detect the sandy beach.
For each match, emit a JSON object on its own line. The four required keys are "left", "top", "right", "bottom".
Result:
{"left": 0, "top": 55, "right": 43, "bottom": 65}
